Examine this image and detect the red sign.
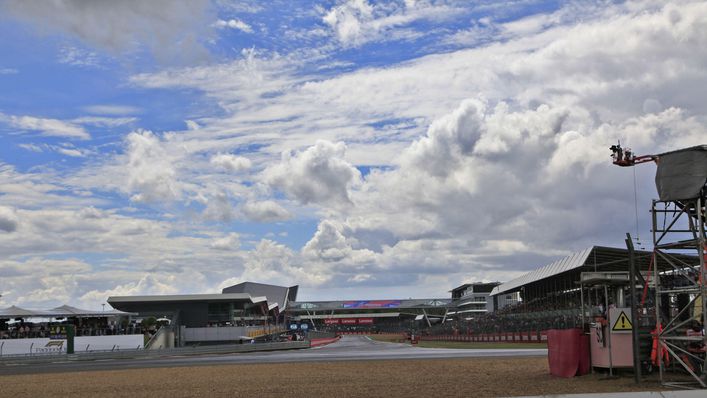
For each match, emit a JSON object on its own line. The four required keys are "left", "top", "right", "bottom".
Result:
{"left": 324, "top": 319, "right": 339, "bottom": 324}
{"left": 340, "top": 318, "right": 357, "bottom": 324}
{"left": 357, "top": 318, "right": 374, "bottom": 324}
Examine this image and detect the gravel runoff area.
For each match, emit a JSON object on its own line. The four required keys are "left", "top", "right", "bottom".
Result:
{"left": 0, "top": 356, "right": 666, "bottom": 398}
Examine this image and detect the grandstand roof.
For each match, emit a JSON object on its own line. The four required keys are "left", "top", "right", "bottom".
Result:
{"left": 288, "top": 298, "right": 452, "bottom": 312}
{"left": 108, "top": 293, "right": 266, "bottom": 305}
{"left": 0, "top": 304, "right": 135, "bottom": 318}
{"left": 490, "top": 247, "right": 593, "bottom": 297}
{"left": 221, "top": 281, "right": 298, "bottom": 310}
{"left": 489, "top": 245, "right": 682, "bottom": 297}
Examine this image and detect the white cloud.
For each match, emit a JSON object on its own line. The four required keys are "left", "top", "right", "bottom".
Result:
{"left": 215, "top": 18, "right": 253, "bottom": 33}
{"left": 210, "top": 233, "right": 241, "bottom": 251}
{"left": 57, "top": 45, "right": 102, "bottom": 68}
{"left": 0, "top": 68, "right": 18, "bottom": 74}
{"left": 0, "top": 113, "right": 90, "bottom": 139}
{"left": 124, "top": 130, "right": 180, "bottom": 203}
{"left": 264, "top": 140, "right": 361, "bottom": 206}
{"left": 4, "top": 1, "right": 707, "bottom": 306}
{"left": 202, "top": 192, "right": 236, "bottom": 222}
{"left": 56, "top": 147, "right": 85, "bottom": 157}
{"left": 321, "top": 0, "right": 460, "bottom": 47}
{"left": 241, "top": 200, "right": 291, "bottom": 222}
{"left": 17, "top": 143, "right": 89, "bottom": 157}
{"left": 210, "top": 153, "right": 252, "bottom": 172}
{"left": 0, "top": 206, "right": 19, "bottom": 232}
{"left": 238, "top": 239, "right": 330, "bottom": 286}
{"left": 302, "top": 220, "right": 353, "bottom": 262}
{"left": 80, "top": 274, "right": 180, "bottom": 306}
{"left": 83, "top": 105, "right": 141, "bottom": 115}
{"left": 72, "top": 116, "right": 137, "bottom": 127}
{"left": 18, "top": 143, "right": 43, "bottom": 153}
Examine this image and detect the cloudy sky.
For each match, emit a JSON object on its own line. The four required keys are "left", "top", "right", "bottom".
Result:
{"left": 0, "top": 0, "right": 705, "bottom": 309}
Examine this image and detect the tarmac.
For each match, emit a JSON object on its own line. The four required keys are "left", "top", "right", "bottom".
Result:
{"left": 0, "top": 334, "right": 547, "bottom": 375}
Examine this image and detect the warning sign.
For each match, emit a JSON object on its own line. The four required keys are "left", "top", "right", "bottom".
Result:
{"left": 612, "top": 310, "right": 633, "bottom": 332}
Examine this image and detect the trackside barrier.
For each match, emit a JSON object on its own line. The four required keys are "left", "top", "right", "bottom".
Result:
{"left": 0, "top": 341, "right": 310, "bottom": 365}
{"left": 420, "top": 330, "right": 550, "bottom": 344}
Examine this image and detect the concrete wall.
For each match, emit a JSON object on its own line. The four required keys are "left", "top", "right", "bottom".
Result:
{"left": 181, "top": 326, "right": 248, "bottom": 342}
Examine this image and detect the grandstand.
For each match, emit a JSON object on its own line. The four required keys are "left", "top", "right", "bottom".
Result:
{"left": 286, "top": 298, "right": 452, "bottom": 333}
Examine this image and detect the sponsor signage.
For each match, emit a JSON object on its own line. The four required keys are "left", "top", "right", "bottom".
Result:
{"left": 0, "top": 335, "right": 143, "bottom": 356}
{"left": 324, "top": 319, "right": 339, "bottom": 325}
{"left": 300, "top": 323, "right": 309, "bottom": 330}
{"left": 289, "top": 323, "right": 298, "bottom": 330}
{"left": 342, "top": 300, "right": 401, "bottom": 309}
{"left": 335, "top": 318, "right": 375, "bottom": 325}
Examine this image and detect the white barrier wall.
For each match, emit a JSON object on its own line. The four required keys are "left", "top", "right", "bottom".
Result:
{"left": 0, "top": 335, "right": 144, "bottom": 356}
{"left": 181, "top": 326, "right": 248, "bottom": 342}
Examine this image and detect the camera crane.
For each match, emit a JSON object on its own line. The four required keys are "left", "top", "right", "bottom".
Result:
{"left": 609, "top": 142, "right": 657, "bottom": 167}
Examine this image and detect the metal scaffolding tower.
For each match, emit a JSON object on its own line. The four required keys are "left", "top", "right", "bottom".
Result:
{"left": 652, "top": 195, "right": 707, "bottom": 388}
{"left": 611, "top": 143, "right": 706, "bottom": 388}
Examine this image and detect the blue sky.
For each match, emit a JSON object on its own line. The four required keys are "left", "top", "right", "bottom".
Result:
{"left": 0, "top": 0, "right": 705, "bottom": 308}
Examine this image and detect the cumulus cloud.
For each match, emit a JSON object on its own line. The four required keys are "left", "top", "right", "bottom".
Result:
{"left": 321, "top": 0, "right": 459, "bottom": 47}
{"left": 202, "top": 192, "right": 236, "bottom": 222}
{"left": 241, "top": 200, "right": 291, "bottom": 222}
{"left": 302, "top": 220, "right": 353, "bottom": 262}
{"left": 80, "top": 274, "right": 180, "bottom": 306}
{"left": 0, "top": 206, "right": 19, "bottom": 232}
{"left": 264, "top": 140, "right": 361, "bottom": 206}
{"left": 210, "top": 153, "right": 252, "bottom": 172}
{"left": 210, "top": 233, "right": 241, "bottom": 251}
{"left": 238, "top": 239, "right": 330, "bottom": 286}
{"left": 4, "top": 1, "right": 707, "bottom": 306}
{"left": 124, "top": 130, "right": 180, "bottom": 203}
{"left": 401, "top": 98, "right": 487, "bottom": 178}
{"left": 0, "top": 113, "right": 90, "bottom": 139}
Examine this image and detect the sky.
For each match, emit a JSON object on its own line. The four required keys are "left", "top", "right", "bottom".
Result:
{"left": 0, "top": 0, "right": 705, "bottom": 309}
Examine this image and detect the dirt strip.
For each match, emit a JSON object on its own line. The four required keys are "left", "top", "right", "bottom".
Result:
{"left": 1, "top": 356, "right": 664, "bottom": 398}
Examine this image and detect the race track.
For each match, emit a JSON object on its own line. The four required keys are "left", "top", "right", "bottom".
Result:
{"left": 0, "top": 335, "right": 547, "bottom": 375}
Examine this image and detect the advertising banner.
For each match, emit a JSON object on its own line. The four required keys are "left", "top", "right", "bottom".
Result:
{"left": 342, "top": 300, "right": 401, "bottom": 309}
{"left": 324, "top": 319, "right": 340, "bottom": 324}
{"left": 340, "top": 319, "right": 357, "bottom": 325}
{"left": 357, "top": 318, "right": 374, "bottom": 324}
{"left": 0, "top": 335, "right": 144, "bottom": 356}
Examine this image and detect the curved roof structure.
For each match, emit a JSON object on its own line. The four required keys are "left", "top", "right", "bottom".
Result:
{"left": 490, "top": 247, "right": 593, "bottom": 297}
{"left": 0, "top": 304, "right": 135, "bottom": 318}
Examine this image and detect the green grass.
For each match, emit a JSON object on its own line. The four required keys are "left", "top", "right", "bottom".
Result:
{"left": 367, "top": 335, "right": 546, "bottom": 349}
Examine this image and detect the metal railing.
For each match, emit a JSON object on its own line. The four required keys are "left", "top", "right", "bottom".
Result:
{"left": 0, "top": 340, "right": 310, "bottom": 365}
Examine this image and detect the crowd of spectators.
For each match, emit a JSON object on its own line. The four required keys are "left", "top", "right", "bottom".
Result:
{"left": 0, "top": 320, "right": 143, "bottom": 339}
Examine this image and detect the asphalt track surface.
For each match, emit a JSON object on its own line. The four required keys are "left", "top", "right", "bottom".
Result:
{"left": 0, "top": 335, "right": 547, "bottom": 375}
